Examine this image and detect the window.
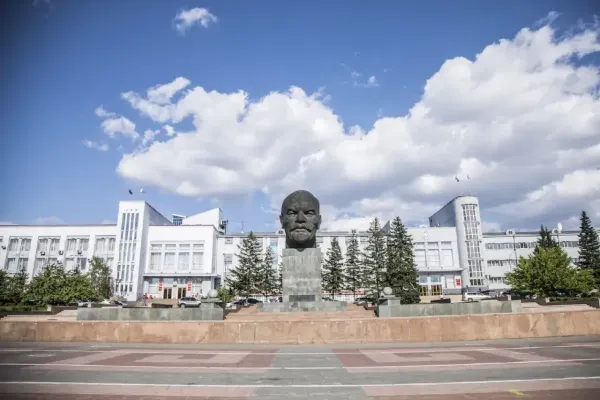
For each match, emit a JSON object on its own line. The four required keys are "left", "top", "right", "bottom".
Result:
{"left": 430, "top": 275, "right": 441, "bottom": 284}
{"left": 5, "top": 258, "right": 16, "bottom": 272}
{"left": 37, "top": 239, "right": 48, "bottom": 253}
{"left": 107, "top": 238, "right": 115, "bottom": 251}
{"left": 179, "top": 244, "right": 190, "bottom": 251}
{"left": 419, "top": 286, "right": 428, "bottom": 296}
{"left": 164, "top": 252, "right": 176, "bottom": 270}
{"left": 105, "top": 257, "right": 114, "bottom": 267}
{"left": 17, "top": 258, "right": 28, "bottom": 271}
{"left": 441, "top": 242, "right": 453, "bottom": 266}
{"left": 269, "top": 237, "right": 278, "bottom": 246}
{"left": 414, "top": 249, "right": 426, "bottom": 267}
{"left": 76, "top": 258, "right": 87, "bottom": 270}
{"left": 48, "top": 258, "right": 58, "bottom": 265}
{"left": 34, "top": 258, "right": 45, "bottom": 276}
{"left": 192, "top": 252, "right": 203, "bottom": 270}
{"left": 20, "top": 239, "right": 31, "bottom": 252}
{"left": 225, "top": 237, "right": 233, "bottom": 245}
{"left": 224, "top": 254, "right": 233, "bottom": 262}
{"left": 317, "top": 237, "right": 324, "bottom": 244}
{"left": 78, "top": 239, "right": 89, "bottom": 252}
{"left": 66, "top": 239, "right": 77, "bottom": 252}
{"left": 95, "top": 238, "right": 106, "bottom": 253}
{"left": 193, "top": 243, "right": 204, "bottom": 251}
{"left": 419, "top": 275, "right": 428, "bottom": 284}
{"left": 359, "top": 236, "right": 368, "bottom": 243}
{"left": 65, "top": 258, "right": 75, "bottom": 270}
{"left": 150, "top": 243, "right": 162, "bottom": 251}
{"left": 178, "top": 252, "right": 190, "bottom": 271}
{"left": 8, "top": 239, "right": 18, "bottom": 252}
{"left": 426, "top": 242, "right": 440, "bottom": 267}
{"left": 150, "top": 252, "right": 161, "bottom": 271}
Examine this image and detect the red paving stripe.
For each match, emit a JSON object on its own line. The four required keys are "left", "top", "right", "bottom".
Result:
{"left": 362, "top": 377, "right": 600, "bottom": 396}
{"left": 0, "top": 383, "right": 253, "bottom": 397}
{"left": 347, "top": 360, "right": 586, "bottom": 372}
{"left": 24, "top": 364, "right": 268, "bottom": 373}
{"left": 337, "top": 350, "right": 521, "bottom": 367}
{"left": 370, "top": 388, "right": 600, "bottom": 400}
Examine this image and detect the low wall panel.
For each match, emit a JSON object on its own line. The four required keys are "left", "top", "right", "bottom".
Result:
{"left": 1, "top": 310, "right": 599, "bottom": 344}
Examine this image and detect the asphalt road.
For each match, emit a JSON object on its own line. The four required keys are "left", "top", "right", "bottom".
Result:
{"left": 0, "top": 336, "right": 599, "bottom": 399}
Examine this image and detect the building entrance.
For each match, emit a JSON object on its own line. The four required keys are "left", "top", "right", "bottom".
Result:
{"left": 177, "top": 287, "right": 187, "bottom": 299}
{"left": 163, "top": 288, "right": 172, "bottom": 299}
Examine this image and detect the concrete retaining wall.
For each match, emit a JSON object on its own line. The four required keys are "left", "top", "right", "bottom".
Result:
{"left": 2, "top": 310, "right": 599, "bottom": 344}
{"left": 378, "top": 300, "right": 522, "bottom": 318}
{"left": 76, "top": 307, "right": 223, "bottom": 321}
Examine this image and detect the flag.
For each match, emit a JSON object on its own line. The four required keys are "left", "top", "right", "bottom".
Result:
{"left": 140, "top": 188, "right": 145, "bottom": 193}
{"left": 128, "top": 189, "right": 133, "bottom": 195}
{"left": 467, "top": 175, "right": 470, "bottom": 180}
{"left": 455, "top": 176, "right": 459, "bottom": 182}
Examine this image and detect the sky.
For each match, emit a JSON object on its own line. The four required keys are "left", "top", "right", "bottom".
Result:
{"left": 1, "top": 0, "right": 599, "bottom": 233}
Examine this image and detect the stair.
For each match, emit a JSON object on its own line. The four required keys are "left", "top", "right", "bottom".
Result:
{"left": 226, "top": 304, "right": 376, "bottom": 321}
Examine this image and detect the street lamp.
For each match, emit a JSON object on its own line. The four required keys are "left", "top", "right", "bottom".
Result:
{"left": 506, "top": 229, "right": 516, "bottom": 272}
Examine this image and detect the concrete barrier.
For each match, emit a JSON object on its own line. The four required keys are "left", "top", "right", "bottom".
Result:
{"left": 1, "top": 310, "right": 599, "bottom": 344}
{"left": 77, "top": 307, "right": 223, "bottom": 321}
{"left": 378, "top": 300, "right": 522, "bottom": 318}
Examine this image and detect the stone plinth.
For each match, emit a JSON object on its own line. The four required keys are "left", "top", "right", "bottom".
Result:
{"left": 281, "top": 248, "right": 322, "bottom": 303}
{"left": 377, "top": 299, "right": 522, "bottom": 318}
{"left": 259, "top": 247, "right": 346, "bottom": 312}
{"left": 77, "top": 307, "right": 224, "bottom": 321}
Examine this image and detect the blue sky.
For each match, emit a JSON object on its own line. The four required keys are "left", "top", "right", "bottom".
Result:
{"left": 1, "top": 0, "right": 599, "bottom": 232}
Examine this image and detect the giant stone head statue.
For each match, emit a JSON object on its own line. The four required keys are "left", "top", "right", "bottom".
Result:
{"left": 279, "top": 190, "right": 322, "bottom": 249}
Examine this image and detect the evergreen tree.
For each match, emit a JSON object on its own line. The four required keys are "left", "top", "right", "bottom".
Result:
{"left": 344, "top": 230, "right": 363, "bottom": 301}
{"left": 256, "top": 246, "right": 278, "bottom": 298}
{"left": 5, "top": 265, "right": 28, "bottom": 305}
{"left": 89, "top": 257, "right": 112, "bottom": 300}
{"left": 506, "top": 246, "right": 594, "bottom": 297}
{"left": 536, "top": 225, "right": 559, "bottom": 251}
{"left": 322, "top": 237, "right": 345, "bottom": 300}
{"left": 577, "top": 210, "right": 600, "bottom": 287}
{"left": 225, "top": 232, "right": 262, "bottom": 300}
{"left": 363, "top": 218, "right": 387, "bottom": 303}
{"left": 275, "top": 262, "right": 283, "bottom": 296}
{"left": 385, "top": 217, "right": 420, "bottom": 304}
{"left": 0, "top": 270, "right": 10, "bottom": 305}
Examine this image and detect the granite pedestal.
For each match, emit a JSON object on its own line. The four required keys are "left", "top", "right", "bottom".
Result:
{"left": 258, "top": 248, "right": 346, "bottom": 312}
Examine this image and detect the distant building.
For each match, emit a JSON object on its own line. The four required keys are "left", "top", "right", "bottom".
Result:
{"left": 0, "top": 196, "right": 593, "bottom": 301}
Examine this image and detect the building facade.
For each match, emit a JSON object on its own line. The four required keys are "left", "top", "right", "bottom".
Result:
{"left": 0, "top": 196, "right": 594, "bottom": 301}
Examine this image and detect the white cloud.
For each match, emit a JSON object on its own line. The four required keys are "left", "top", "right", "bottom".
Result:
{"left": 174, "top": 7, "right": 218, "bottom": 34}
{"left": 147, "top": 77, "right": 191, "bottom": 105}
{"left": 95, "top": 106, "right": 115, "bottom": 118}
{"left": 33, "top": 216, "right": 65, "bottom": 225}
{"left": 142, "top": 129, "right": 160, "bottom": 146}
{"left": 356, "top": 75, "right": 379, "bottom": 88}
{"left": 83, "top": 140, "right": 109, "bottom": 152}
{"left": 101, "top": 116, "right": 139, "bottom": 140}
{"left": 0, "top": 221, "right": 16, "bottom": 225}
{"left": 110, "top": 16, "right": 600, "bottom": 231}
{"left": 163, "top": 124, "right": 176, "bottom": 137}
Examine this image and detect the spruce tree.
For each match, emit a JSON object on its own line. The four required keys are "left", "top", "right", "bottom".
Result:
{"left": 578, "top": 210, "right": 600, "bottom": 287}
{"left": 344, "top": 230, "right": 363, "bottom": 301}
{"left": 385, "top": 217, "right": 420, "bottom": 304}
{"left": 225, "top": 232, "right": 261, "bottom": 300}
{"left": 256, "top": 246, "right": 278, "bottom": 298}
{"left": 363, "top": 218, "right": 387, "bottom": 303}
{"left": 536, "top": 225, "right": 559, "bottom": 251}
{"left": 322, "top": 237, "right": 345, "bottom": 300}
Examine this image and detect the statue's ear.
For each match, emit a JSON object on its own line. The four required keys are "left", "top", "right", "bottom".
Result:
{"left": 279, "top": 215, "right": 284, "bottom": 226}
{"left": 316, "top": 214, "right": 322, "bottom": 227}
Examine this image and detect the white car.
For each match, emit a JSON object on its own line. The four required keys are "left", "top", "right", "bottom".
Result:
{"left": 178, "top": 297, "right": 201, "bottom": 308}
{"left": 462, "top": 292, "right": 492, "bottom": 302}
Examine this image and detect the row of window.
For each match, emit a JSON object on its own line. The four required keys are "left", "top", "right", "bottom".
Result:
{"left": 485, "top": 241, "right": 579, "bottom": 250}
{"left": 3, "top": 236, "right": 115, "bottom": 255}
{"left": 149, "top": 243, "right": 205, "bottom": 272}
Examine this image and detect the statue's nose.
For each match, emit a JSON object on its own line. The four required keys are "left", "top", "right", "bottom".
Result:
{"left": 296, "top": 212, "right": 307, "bottom": 222}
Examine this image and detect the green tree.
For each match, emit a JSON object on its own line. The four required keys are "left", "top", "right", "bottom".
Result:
{"left": 385, "top": 217, "right": 420, "bottom": 304}
{"left": 23, "top": 263, "right": 99, "bottom": 306}
{"left": 536, "top": 225, "right": 559, "bottom": 251}
{"left": 322, "top": 237, "right": 345, "bottom": 300}
{"left": 275, "top": 262, "right": 283, "bottom": 296}
{"left": 344, "top": 230, "right": 363, "bottom": 301}
{"left": 217, "top": 286, "right": 234, "bottom": 303}
{"left": 5, "top": 265, "right": 28, "bottom": 305}
{"left": 506, "top": 246, "right": 595, "bottom": 297}
{"left": 0, "top": 270, "right": 10, "bottom": 305}
{"left": 89, "top": 257, "right": 112, "bottom": 300}
{"left": 577, "top": 210, "right": 600, "bottom": 287}
{"left": 256, "top": 246, "right": 278, "bottom": 298}
{"left": 225, "top": 232, "right": 261, "bottom": 300}
{"left": 363, "top": 218, "right": 387, "bottom": 303}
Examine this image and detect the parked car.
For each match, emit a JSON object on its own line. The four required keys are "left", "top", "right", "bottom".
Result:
{"left": 246, "top": 298, "right": 263, "bottom": 305}
{"left": 178, "top": 297, "right": 201, "bottom": 308}
{"left": 462, "top": 292, "right": 492, "bottom": 302}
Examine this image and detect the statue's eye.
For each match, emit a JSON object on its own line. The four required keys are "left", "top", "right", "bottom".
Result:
{"left": 287, "top": 210, "right": 296, "bottom": 215}
{"left": 306, "top": 211, "right": 315, "bottom": 215}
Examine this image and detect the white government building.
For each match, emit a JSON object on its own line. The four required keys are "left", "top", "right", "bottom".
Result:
{"left": 0, "top": 195, "right": 589, "bottom": 301}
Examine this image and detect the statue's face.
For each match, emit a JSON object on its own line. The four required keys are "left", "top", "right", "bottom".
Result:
{"left": 280, "top": 192, "right": 321, "bottom": 248}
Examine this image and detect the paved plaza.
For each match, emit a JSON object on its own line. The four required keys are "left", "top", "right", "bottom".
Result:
{"left": 0, "top": 336, "right": 599, "bottom": 399}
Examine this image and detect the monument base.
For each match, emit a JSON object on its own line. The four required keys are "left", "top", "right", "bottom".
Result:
{"left": 257, "top": 300, "right": 347, "bottom": 313}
